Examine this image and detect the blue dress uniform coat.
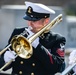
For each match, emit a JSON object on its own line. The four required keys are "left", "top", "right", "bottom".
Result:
{"left": 4, "top": 27, "right": 66, "bottom": 75}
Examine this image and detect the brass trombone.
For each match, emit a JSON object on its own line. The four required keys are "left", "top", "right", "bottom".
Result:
{"left": 0, "top": 14, "right": 62, "bottom": 72}
{"left": 61, "top": 63, "right": 76, "bottom": 75}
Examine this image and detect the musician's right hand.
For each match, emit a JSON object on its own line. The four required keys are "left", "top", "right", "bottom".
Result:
{"left": 26, "top": 28, "right": 39, "bottom": 48}
{"left": 4, "top": 51, "right": 16, "bottom": 63}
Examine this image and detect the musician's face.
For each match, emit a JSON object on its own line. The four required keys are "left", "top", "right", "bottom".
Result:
{"left": 27, "top": 18, "right": 50, "bottom": 33}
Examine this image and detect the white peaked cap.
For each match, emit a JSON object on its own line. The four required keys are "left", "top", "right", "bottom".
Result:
{"left": 25, "top": 1, "right": 55, "bottom": 14}
{"left": 23, "top": 1, "right": 55, "bottom": 21}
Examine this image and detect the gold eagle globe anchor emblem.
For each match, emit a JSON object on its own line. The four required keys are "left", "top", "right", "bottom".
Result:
{"left": 28, "top": 7, "right": 32, "bottom": 13}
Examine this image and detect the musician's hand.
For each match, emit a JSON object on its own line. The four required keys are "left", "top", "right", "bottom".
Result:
{"left": 69, "top": 50, "right": 76, "bottom": 64}
{"left": 4, "top": 51, "right": 16, "bottom": 63}
{"left": 32, "top": 37, "right": 39, "bottom": 48}
{"left": 26, "top": 28, "right": 39, "bottom": 48}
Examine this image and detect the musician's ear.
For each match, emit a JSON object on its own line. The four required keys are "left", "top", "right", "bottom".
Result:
{"left": 44, "top": 18, "right": 50, "bottom": 25}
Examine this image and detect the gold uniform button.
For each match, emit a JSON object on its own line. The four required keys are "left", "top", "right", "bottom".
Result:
{"left": 20, "top": 61, "right": 24, "bottom": 64}
{"left": 31, "top": 72, "right": 34, "bottom": 75}
{"left": 19, "top": 71, "right": 22, "bottom": 74}
{"left": 32, "top": 63, "right": 35, "bottom": 66}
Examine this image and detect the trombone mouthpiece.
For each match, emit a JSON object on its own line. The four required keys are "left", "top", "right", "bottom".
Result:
{"left": 28, "top": 26, "right": 33, "bottom": 30}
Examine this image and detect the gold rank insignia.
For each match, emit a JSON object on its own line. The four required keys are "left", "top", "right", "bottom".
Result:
{"left": 28, "top": 7, "right": 32, "bottom": 13}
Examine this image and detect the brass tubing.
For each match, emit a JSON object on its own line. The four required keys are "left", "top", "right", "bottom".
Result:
{"left": 28, "top": 14, "right": 62, "bottom": 43}
{"left": 0, "top": 59, "right": 13, "bottom": 72}
{"left": 0, "top": 44, "right": 11, "bottom": 55}
{"left": 0, "top": 14, "right": 62, "bottom": 72}
{"left": 61, "top": 63, "right": 76, "bottom": 75}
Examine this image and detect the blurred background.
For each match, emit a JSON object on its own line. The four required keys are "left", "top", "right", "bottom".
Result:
{"left": 0, "top": 0, "right": 76, "bottom": 74}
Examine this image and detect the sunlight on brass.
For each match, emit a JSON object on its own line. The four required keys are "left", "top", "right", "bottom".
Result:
{"left": 11, "top": 35, "right": 33, "bottom": 59}
{"left": 0, "top": 14, "right": 62, "bottom": 72}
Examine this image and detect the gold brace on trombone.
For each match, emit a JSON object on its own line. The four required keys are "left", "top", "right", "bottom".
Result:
{"left": 0, "top": 14, "right": 62, "bottom": 72}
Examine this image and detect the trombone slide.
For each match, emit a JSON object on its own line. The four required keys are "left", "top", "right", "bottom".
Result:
{"left": 0, "top": 44, "right": 11, "bottom": 55}
{"left": 0, "top": 14, "right": 62, "bottom": 72}
{"left": 61, "top": 63, "right": 76, "bottom": 75}
{"left": 0, "top": 60, "right": 13, "bottom": 72}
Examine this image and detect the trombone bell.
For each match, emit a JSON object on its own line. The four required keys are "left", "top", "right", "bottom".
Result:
{"left": 0, "top": 14, "right": 62, "bottom": 72}
{"left": 11, "top": 35, "right": 33, "bottom": 59}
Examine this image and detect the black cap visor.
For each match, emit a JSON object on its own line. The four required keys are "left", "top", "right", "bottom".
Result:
{"left": 23, "top": 6, "right": 50, "bottom": 21}
{"left": 23, "top": 14, "right": 41, "bottom": 21}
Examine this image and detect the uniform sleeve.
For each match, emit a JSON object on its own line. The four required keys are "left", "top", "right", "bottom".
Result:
{"left": 33, "top": 35, "right": 66, "bottom": 72}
